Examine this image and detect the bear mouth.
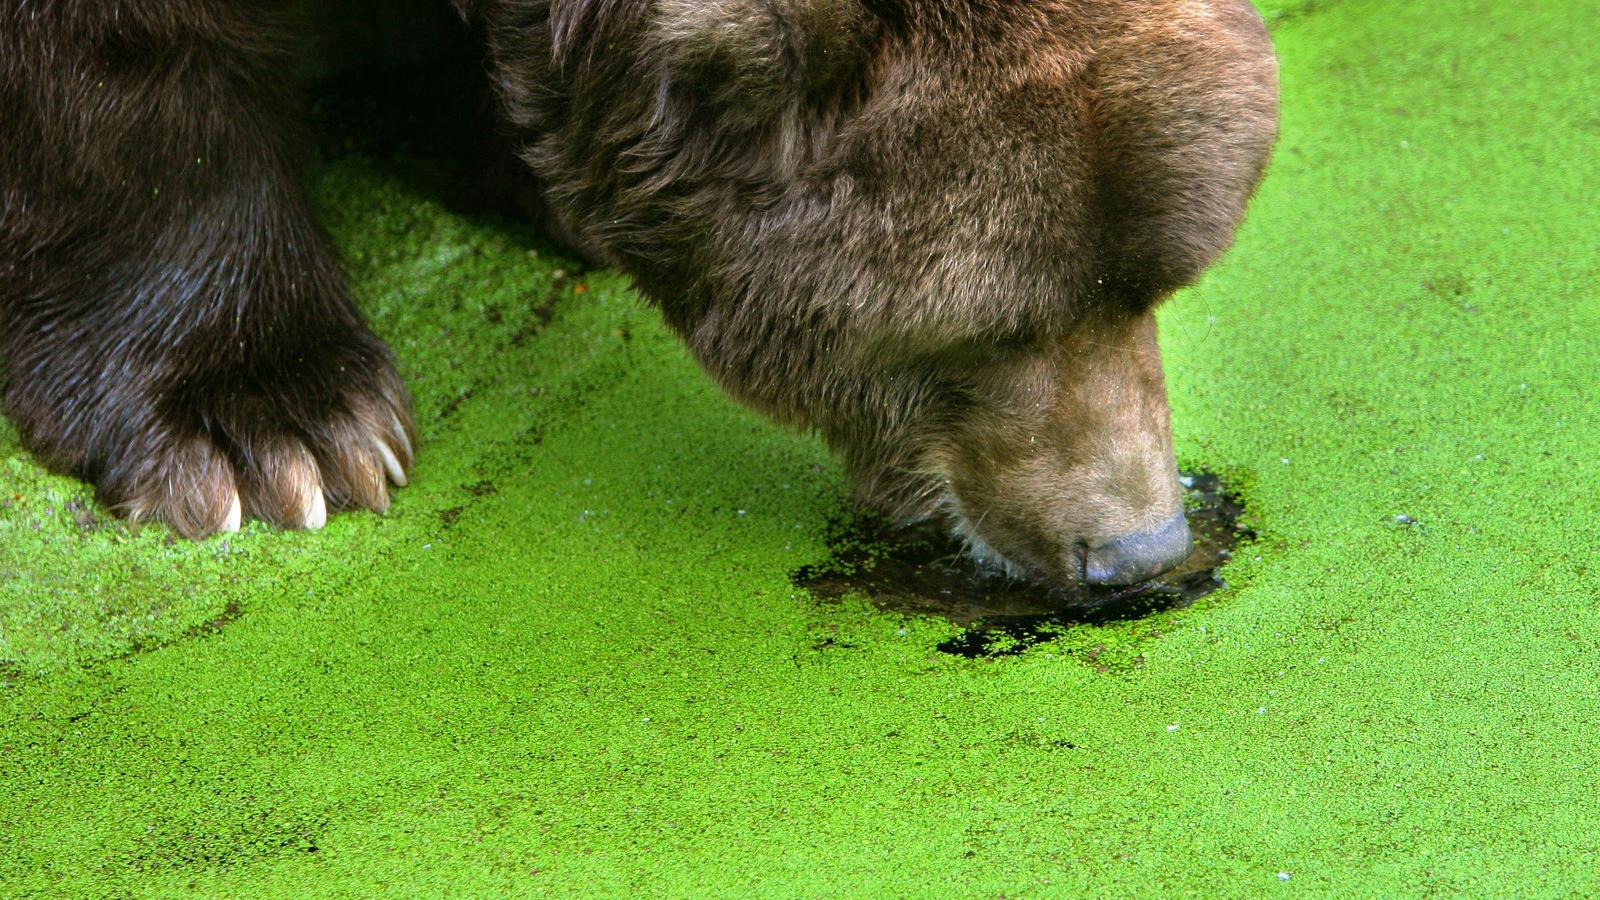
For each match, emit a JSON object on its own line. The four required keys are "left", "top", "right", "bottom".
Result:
{"left": 941, "top": 500, "right": 1034, "bottom": 583}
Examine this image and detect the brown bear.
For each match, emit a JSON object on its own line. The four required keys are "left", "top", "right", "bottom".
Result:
{"left": 0, "top": 0, "right": 1277, "bottom": 586}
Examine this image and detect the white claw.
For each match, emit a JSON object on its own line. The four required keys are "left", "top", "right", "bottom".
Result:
{"left": 390, "top": 412, "right": 413, "bottom": 458}
{"left": 303, "top": 487, "right": 328, "bottom": 530}
{"left": 220, "top": 492, "right": 242, "bottom": 533}
{"left": 375, "top": 440, "right": 407, "bottom": 487}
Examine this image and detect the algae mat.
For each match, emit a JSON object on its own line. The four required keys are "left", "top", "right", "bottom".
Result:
{"left": 5, "top": 0, "right": 1600, "bottom": 893}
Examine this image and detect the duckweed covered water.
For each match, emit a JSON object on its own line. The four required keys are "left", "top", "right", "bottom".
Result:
{"left": 5, "top": 1, "right": 1600, "bottom": 893}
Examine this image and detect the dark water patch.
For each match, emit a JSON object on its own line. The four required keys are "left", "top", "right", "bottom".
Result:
{"left": 64, "top": 496, "right": 102, "bottom": 532}
{"left": 436, "top": 386, "right": 477, "bottom": 421}
{"left": 0, "top": 598, "right": 252, "bottom": 684}
{"left": 121, "top": 600, "right": 244, "bottom": 660}
{"left": 510, "top": 270, "right": 576, "bottom": 347}
{"left": 793, "top": 472, "right": 1253, "bottom": 659}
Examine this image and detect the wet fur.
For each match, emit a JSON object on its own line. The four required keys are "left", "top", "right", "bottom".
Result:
{"left": 0, "top": 0, "right": 1275, "bottom": 576}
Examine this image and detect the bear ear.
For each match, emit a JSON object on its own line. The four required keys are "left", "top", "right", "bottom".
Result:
{"left": 645, "top": 0, "right": 878, "bottom": 119}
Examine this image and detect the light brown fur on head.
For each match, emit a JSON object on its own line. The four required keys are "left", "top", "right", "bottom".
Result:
{"left": 477, "top": 0, "right": 1279, "bottom": 584}
{"left": 915, "top": 311, "right": 1183, "bottom": 582}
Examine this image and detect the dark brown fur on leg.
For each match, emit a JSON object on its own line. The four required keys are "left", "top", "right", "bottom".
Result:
{"left": 0, "top": 2, "right": 414, "bottom": 537}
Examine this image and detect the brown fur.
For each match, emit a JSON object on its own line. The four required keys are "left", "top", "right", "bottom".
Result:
{"left": 476, "top": 0, "right": 1278, "bottom": 579}
{"left": 0, "top": 0, "right": 1276, "bottom": 583}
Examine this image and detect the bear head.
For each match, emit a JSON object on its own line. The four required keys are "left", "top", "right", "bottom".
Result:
{"left": 479, "top": 0, "right": 1278, "bottom": 585}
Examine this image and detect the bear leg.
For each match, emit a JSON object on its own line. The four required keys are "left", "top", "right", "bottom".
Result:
{"left": 0, "top": 3, "right": 415, "bottom": 537}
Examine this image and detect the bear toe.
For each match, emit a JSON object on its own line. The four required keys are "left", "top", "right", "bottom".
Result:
{"left": 227, "top": 437, "right": 326, "bottom": 531}
{"left": 112, "top": 438, "right": 242, "bottom": 540}
{"left": 96, "top": 377, "right": 416, "bottom": 539}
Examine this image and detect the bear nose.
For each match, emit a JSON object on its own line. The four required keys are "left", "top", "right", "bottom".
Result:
{"left": 1083, "top": 511, "right": 1193, "bottom": 586}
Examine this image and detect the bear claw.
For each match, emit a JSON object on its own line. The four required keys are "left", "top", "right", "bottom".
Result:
{"left": 97, "top": 374, "right": 415, "bottom": 539}
{"left": 301, "top": 481, "right": 328, "bottom": 531}
{"left": 221, "top": 492, "right": 243, "bottom": 534}
{"left": 375, "top": 436, "right": 407, "bottom": 488}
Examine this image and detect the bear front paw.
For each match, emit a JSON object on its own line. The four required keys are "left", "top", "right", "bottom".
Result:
{"left": 28, "top": 351, "right": 419, "bottom": 540}
{"left": 114, "top": 391, "right": 414, "bottom": 538}
{"left": 121, "top": 371, "right": 415, "bottom": 539}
